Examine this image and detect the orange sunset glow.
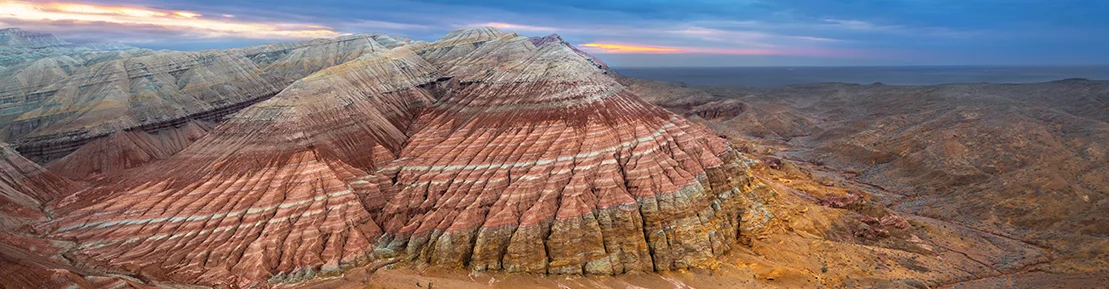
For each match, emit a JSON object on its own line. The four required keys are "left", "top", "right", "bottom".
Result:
{"left": 581, "top": 42, "right": 852, "bottom": 56}
{"left": 580, "top": 43, "right": 688, "bottom": 53}
{"left": 473, "top": 22, "right": 557, "bottom": 32}
{"left": 0, "top": 1, "right": 341, "bottom": 39}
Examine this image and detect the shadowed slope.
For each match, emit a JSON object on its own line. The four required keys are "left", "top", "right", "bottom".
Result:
{"left": 1, "top": 34, "right": 402, "bottom": 167}
{"left": 45, "top": 121, "right": 214, "bottom": 181}
{"left": 0, "top": 142, "right": 139, "bottom": 288}
{"left": 0, "top": 142, "right": 76, "bottom": 205}
{"left": 0, "top": 142, "right": 77, "bottom": 230}
{"left": 41, "top": 45, "right": 438, "bottom": 288}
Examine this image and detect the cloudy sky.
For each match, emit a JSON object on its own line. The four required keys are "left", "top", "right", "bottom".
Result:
{"left": 2, "top": 0, "right": 1107, "bottom": 66}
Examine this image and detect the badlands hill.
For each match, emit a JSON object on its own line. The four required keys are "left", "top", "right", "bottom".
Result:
{"left": 0, "top": 27, "right": 1103, "bottom": 289}
{"left": 0, "top": 31, "right": 416, "bottom": 181}
{"left": 626, "top": 77, "right": 1109, "bottom": 287}
{"left": 0, "top": 28, "right": 780, "bottom": 288}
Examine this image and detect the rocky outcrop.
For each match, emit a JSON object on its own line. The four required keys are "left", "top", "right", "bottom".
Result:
{"left": 34, "top": 27, "right": 774, "bottom": 287}
{"left": 528, "top": 33, "right": 609, "bottom": 70}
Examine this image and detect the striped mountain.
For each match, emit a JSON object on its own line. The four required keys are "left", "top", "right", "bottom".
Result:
{"left": 0, "top": 32, "right": 415, "bottom": 181}
{"left": 0, "top": 26, "right": 780, "bottom": 285}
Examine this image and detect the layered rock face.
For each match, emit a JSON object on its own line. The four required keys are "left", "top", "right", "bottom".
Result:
{"left": 45, "top": 121, "right": 214, "bottom": 181}
{"left": 0, "top": 32, "right": 404, "bottom": 178}
{"left": 0, "top": 142, "right": 136, "bottom": 287}
{"left": 0, "top": 142, "right": 76, "bottom": 203}
{"left": 376, "top": 34, "right": 769, "bottom": 274}
{"left": 0, "top": 142, "right": 78, "bottom": 230}
{"left": 27, "top": 27, "right": 772, "bottom": 288}
{"left": 0, "top": 231, "right": 149, "bottom": 289}
{"left": 43, "top": 44, "right": 440, "bottom": 287}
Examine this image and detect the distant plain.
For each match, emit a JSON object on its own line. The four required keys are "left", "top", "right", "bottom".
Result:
{"left": 616, "top": 65, "right": 1109, "bottom": 87}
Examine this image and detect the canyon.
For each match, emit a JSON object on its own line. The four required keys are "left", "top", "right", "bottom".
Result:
{"left": 0, "top": 27, "right": 1105, "bottom": 289}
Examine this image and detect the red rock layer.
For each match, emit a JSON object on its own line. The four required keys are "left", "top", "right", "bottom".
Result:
{"left": 0, "top": 142, "right": 77, "bottom": 203}
{"left": 0, "top": 232, "right": 151, "bottom": 289}
{"left": 0, "top": 143, "right": 116, "bottom": 287}
{"left": 46, "top": 121, "right": 213, "bottom": 181}
{"left": 374, "top": 36, "right": 771, "bottom": 274}
{"left": 0, "top": 141, "right": 78, "bottom": 230}
{"left": 42, "top": 47, "right": 439, "bottom": 288}
{"left": 0, "top": 193, "right": 45, "bottom": 230}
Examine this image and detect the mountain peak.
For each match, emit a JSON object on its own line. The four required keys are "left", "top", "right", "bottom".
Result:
{"left": 437, "top": 26, "right": 506, "bottom": 42}
{"left": 527, "top": 33, "right": 609, "bottom": 70}
{"left": 527, "top": 33, "right": 565, "bottom": 46}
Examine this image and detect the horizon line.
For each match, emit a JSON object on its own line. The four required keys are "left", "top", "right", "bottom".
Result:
{"left": 611, "top": 64, "right": 1109, "bottom": 69}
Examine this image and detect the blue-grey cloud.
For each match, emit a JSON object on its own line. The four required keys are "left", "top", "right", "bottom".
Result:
{"left": 1, "top": 0, "right": 1106, "bottom": 66}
